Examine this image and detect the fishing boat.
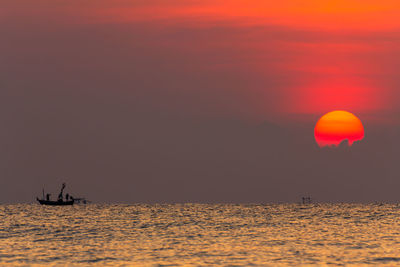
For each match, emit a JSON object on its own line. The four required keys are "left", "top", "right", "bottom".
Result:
{"left": 36, "top": 183, "right": 75, "bottom": 206}
{"left": 36, "top": 198, "right": 74, "bottom": 206}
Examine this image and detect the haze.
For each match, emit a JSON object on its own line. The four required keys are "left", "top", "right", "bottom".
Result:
{"left": 2, "top": 0, "right": 400, "bottom": 203}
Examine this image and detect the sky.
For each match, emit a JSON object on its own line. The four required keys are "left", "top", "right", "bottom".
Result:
{"left": 2, "top": 0, "right": 400, "bottom": 203}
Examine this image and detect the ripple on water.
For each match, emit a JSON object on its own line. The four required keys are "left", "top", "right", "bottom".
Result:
{"left": 0, "top": 204, "right": 400, "bottom": 265}
{"left": 373, "top": 257, "right": 400, "bottom": 263}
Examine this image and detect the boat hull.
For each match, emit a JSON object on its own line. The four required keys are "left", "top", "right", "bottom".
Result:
{"left": 37, "top": 198, "right": 74, "bottom": 206}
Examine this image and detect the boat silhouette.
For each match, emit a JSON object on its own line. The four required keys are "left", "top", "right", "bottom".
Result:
{"left": 36, "top": 183, "right": 75, "bottom": 206}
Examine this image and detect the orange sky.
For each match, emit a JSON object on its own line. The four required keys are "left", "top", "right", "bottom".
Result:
{"left": 4, "top": 0, "right": 400, "bottom": 121}
{"left": 95, "top": 0, "right": 400, "bottom": 30}
{"left": 8, "top": 1, "right": 400, "bottom": 30}
{"left": 92, "top": 0, "right": 400, "bottom": 118}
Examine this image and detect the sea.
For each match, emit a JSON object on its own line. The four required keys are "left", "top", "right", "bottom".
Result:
{"left": 1, "top": 203, "right": 400, "bottom": 266}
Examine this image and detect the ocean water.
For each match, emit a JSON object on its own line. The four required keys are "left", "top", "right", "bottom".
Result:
{"left": 1, "top": 204, "right": 400, "bottom": 266}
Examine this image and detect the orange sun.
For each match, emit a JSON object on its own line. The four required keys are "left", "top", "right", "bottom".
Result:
{"left": 314, "top": 110, "right": 364, "bottom": 147}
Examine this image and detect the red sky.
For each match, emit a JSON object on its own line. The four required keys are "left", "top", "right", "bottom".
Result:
{"left": 4, "top": 0, "right": 400, "bottom": 121}
{"left": 2, "top": 1, "right": 400, "bottom": 202}
{"left": 102, "top": 1, "right": 400, "bottom": 119}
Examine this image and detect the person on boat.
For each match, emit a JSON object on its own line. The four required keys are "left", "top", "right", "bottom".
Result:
{"left": 46, "top": 194, "right": 51, "bottom": 201}
{"left": 66, "top": 193, "right": 69, "bottom": 201}
{"left": 58, "top": 183, "right": 66, "bottom": 202}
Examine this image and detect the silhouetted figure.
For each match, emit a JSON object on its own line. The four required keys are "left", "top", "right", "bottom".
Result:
{"left": 46, "top": 194, "right": 51, "bottom": 201}
{"left": 58, "top": 183, "right": 66, "bottom": 202}
{"left": 66, "top": 193, "right": 69, "bottom": 201}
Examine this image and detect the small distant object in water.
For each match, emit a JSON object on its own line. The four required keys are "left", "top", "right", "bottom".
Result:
{"left": 36, "top": 183, "right": 87, "bottom": 206}
{"left": 302, "top": 196, "right": 312, "bottom": 204}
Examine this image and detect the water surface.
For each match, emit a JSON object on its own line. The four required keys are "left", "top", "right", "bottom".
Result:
{"left": 1, "top": 204, "right": 400, "bottom": 266}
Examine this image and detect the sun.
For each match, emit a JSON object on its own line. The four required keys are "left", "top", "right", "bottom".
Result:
{"left": 314, "top": 110, "right": 364, "bottom": 147}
